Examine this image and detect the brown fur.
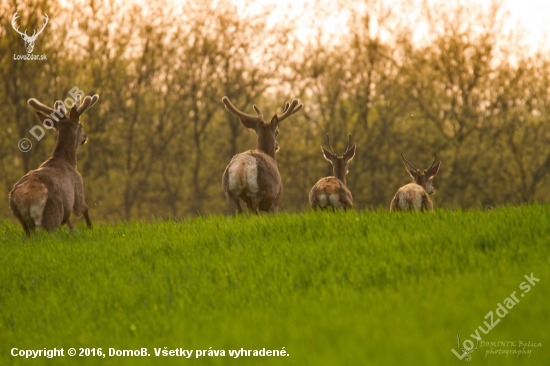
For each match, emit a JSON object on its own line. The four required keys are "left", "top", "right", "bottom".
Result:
{"left": 221, "top": 97, "right": 302, "bottom": 214}
{"left": 9, "top": 95, "right": 98, "bottom": 235}
{"left": 309, "top": 177, "right": 353, "bottom": 210}
{"left": 222, "top": 150, "right": 283, "bottom": 213}
{"left": 309, "top": 136, "right": 356, "bottom": 211}
{"left": 390, "top": 152, "right": 441, "bottom": 212}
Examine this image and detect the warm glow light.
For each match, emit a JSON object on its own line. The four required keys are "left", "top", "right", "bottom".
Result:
{"left": 227, "top": 0, "right": 549, "bottom": 49}
{"left": 503, "top": 0, "right": 549, "bottom": 47}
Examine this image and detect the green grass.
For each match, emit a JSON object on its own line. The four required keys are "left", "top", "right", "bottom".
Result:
{"left": 1, "top": 205, "right": 549, "bottom": 365}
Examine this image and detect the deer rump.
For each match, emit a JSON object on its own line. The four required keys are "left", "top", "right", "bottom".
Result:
{"left": 9, "top": 164, "right": 85, "bottom": 231}
{"left": 309, "top": 177, "right": 352, "bottom": 210}
{"left": 390, "top": 183, "right": 433, "bottom": 211}
{"left": 222, "top": 150, "right": 282, "bottom": 212}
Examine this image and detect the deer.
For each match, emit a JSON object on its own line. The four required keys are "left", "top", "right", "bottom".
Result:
{"left": 11, "top": 11, "right": 49, "bottom": 54}
{"left": 9, "top": 94, "right": 99, "bottom": 235}
{"left": 221, "top": 96, "right": 302, "bottom": 214}
{"left": 309, "top": 134, "right": 356, "bottom": 211}
{"left": 390, "top": 151, "right": 441, "bottom": 211}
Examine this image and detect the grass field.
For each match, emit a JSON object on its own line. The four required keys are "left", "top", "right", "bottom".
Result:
{"left": 1, "top": 204, "right": 549, "bottom": 365}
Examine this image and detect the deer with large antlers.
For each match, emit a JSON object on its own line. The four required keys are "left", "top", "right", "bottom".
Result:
{"left": 390, "top": 151, "right": 441, "bottom": 211}
{"left": 9, "top": 94, "right": 99, "bottom": 235}
{"left": 11, "top": 11, "right": 49, "bottom": 54}
{"left": 221, "top": 96, "right": 302, "bottom": 213}
{"left": 309, "top": 135, "right": 356, "bottom": 210}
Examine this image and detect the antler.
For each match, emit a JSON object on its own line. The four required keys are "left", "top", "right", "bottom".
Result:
{"left": 276, "top": 99, "right": 303, "bottom": 122}
{"left": 428, "top": 150, "right": 438, "bottom": 170}
{"left": 346, "top": 134, "right": 352, "bottom": 152}
{"left": 326, "top": 134, "right": 336, "bottom": 155}
{"left": 30, "top": 14, "right": 48, "bottom": 39}
{"left": 222, "top": 96, "right": 263, "bottom": 125}
{"left": 11, "top": 12, "right": 26, "bottom": 37}
{"left": 28, "top": 94, "right": 99, "bottom": 118}
{"left": 471, "top": 335, "right": 481, "bottom": 351}
{"left": 11, "top": 12, "right": 48, "bottom": 40}
{"left": 54, "top": 100, "right": 65, "bottom": 112}
{"left": 456, "top": 335, "right": 464, "bottom": 351}
{"left": 401, "top": 153, "right": 418, "bottom": 171}
{"left": 76, "top": 94, "right": 99, "bottom": 115}
{"left": 28, "top": 98, "right": 55, "bottom": 115}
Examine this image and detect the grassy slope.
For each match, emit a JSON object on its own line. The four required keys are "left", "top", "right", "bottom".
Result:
{"left": 0, "top": 205, "right": 549, "bottom": 365}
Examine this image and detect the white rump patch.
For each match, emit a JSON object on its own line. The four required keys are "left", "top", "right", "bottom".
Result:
{"left": 30, "top": 194, "right": 48, "bottom": 227}
{"left": 318, "top": 193, "right": 328, "bottom": 207}
{"left": 228, "top": 154, "right": 258, "bottom": 196}
{"left": 329, "top": 194, "right": 340, "bottom": 207}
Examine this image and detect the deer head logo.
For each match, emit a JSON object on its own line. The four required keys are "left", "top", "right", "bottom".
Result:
{"left": 456, "top": 334, "right": 480, "bottom": 361}
{"left": 11, "top": 11, "right": 49, "bottom": 54}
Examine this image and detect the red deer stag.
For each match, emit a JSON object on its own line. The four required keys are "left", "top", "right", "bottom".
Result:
{"left": 390, "top": 151, "right": 441, "bottom": 211}
{"left": 309, "top": 135, "right": 356, "bottom": 210}
{"left": 221, "top": 96, "right": 302, "bottom": 213}
{"left": 9, "top": 94, "right": 99, "bottom": 235}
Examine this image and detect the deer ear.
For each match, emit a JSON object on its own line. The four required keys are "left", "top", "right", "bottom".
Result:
{"left": 344, "top": 144, "right": 356, "bottom": 163}
{"left": 35, "top": 112, "right": 58, "bottom": 130}
{"left": 240, "top": 118, "right": 257, "bottom": 130}
{"left": 270, "top": 115, "right": 279, "bottom": 130}
{"left": 426, "top": 161, "right": 441, "bottom": 178}
{"left": 321, "top": 147, "right": 336, "bottom": 164}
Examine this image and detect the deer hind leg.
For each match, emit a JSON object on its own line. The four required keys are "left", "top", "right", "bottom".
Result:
{"left": 308, "top": 186, "right": 317, "bottom": 211}
{"left": 223, "top": 169, "right": 243, "bottom": 214}
{"left": 227, "top": 193, "right": 244, "bottom": 214}
{"left": 83, "top": 209, "right": 92, "bottom": 229}
{"left": 339, "top": 187, "right": 353, "bottom": 211}
{"left": 268, "top": 188, "right": 282, "bottom": 214}
{"left": 40, "top": 198, "right": 64, "bottom": 232}
{"left": 66, "top": 219, "right": 74, "bottom": 231}
{"left": 341, "top": 202, "right": 352, "bottom": 211}
{"left": 9, "top": 200, "right": 33, "bottom": 236}
{"left": 10, "top": 186, "right": 44, "bottom": 235}
{"left": 20, "top": 220, "right": 32, "bottom": 236}
{"left": 389, "top": 194, "right": 399, "bottom": 211}
{"left": 243, "top": 194, "right": 261, "bottom": 214}
{"left": 421, "top": 194, "right": 433, "bottom": 211}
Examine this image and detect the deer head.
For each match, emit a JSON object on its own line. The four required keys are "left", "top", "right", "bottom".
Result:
{"left": 28, "top": 95, "right": 99, "bottom": 164}
{"left": 221, "top": 96, "right": 303, "bottom": 159}
{"left": 11, "top": 12, "right": 49, "bottom": 54}
{"left": 321, "top": 134, "right": 356, "bottom": 186}
{"left": 401, "top": 150, "right": 441, "bottom": 194}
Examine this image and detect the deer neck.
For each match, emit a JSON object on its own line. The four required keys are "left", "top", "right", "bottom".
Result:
{"left": 415, "top": 173, "right": 435, "bottom": 194}
{"left": 256, "top": 130, "right": 277, "bottom": 160}
{"left": 333, "top": 160, "right": 347, "bottom": 186}
{"left": 51, "top": 128, "right": 79, "bottom": 167}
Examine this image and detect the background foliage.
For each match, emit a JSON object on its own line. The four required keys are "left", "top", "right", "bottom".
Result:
{"left": 1, "top": 0, "right": 549, "bottom": 222}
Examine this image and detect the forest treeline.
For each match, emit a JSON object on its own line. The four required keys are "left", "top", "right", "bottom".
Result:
{"left": 1, "top": 0, "right": 549, "bottom": 222}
